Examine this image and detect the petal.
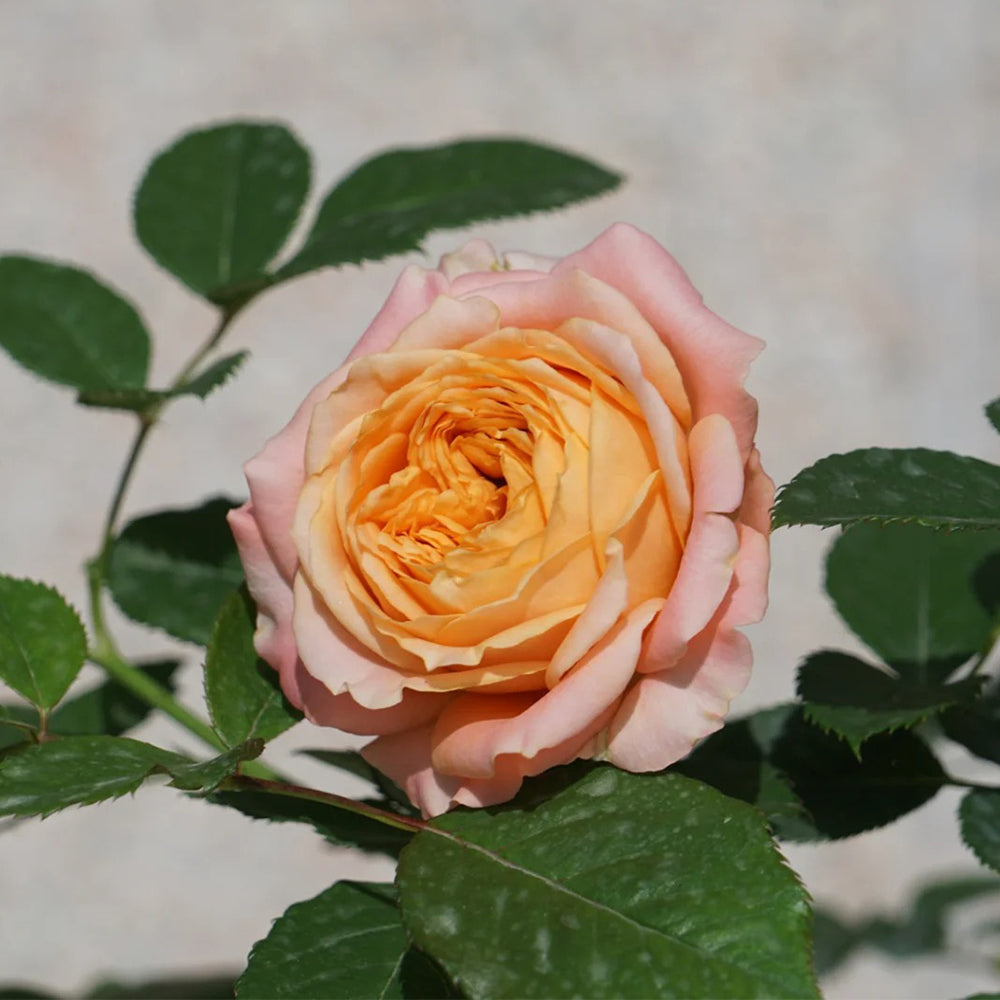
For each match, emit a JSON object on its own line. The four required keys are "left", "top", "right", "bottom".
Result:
{"left": 345, "top": 263, "right": 451, "bottom": 361}
{"left": 438, "top": 239, "right": 500, "bottom": 279}
{"left": 362, "top": 726, "right": 528, "bottom": 818}
{"left": 228, "top": 502, "right": 302, "bottom": 708}
{"left": 430, "top": 599, "right": 662, "bottom": 778}
{"left": 554, "top": 223, "right": 763, "bottom": 458}
{"left": 243, "top": 366, "right": 348, "bottom": 582}
{"left": 477, "top": 268, "right": 692, "bottom": 431}
{"left": 739, "top": 447, "right": 775, "bottom": 536}
{"left": 687, "top": 414, "right": 744, "bottom": 515}
{"left": 639, "top": 512, "right": 739, "bottom": 671}
{"left": 294, "top": 666, "right": 444, "bottom": 736}
{"left": 604, "top": 623, "right": 753, "bottom": 772}
{"left": 292, "top": 573, "right": 417, "bottom": 708}
{"left": 638, "top": 414, "right": 747, "bottom": 671}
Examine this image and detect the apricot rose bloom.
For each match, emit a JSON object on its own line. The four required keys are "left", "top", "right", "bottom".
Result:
{"left": 229, "top": 224, "right": 772, "bottom": 817}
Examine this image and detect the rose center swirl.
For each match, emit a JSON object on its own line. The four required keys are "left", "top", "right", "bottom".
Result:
{"left": 355, "top": 377, "right": 557, "bottom": 572}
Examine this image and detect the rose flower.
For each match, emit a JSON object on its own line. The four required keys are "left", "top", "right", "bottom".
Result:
{"left": 229, "top": 224, "right": 772, "bottom": 817}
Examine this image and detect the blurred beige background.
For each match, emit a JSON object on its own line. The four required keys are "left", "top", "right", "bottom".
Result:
{"left": 1, "top": 2, "right": 998, "bottom": 996}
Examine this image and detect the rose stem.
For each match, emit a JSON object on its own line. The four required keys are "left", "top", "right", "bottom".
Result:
{"left": 85, "top": 300, "right": 282, "bottom": 780}
{"left": 221, "top": 774, "right": 428, "bottom": 834}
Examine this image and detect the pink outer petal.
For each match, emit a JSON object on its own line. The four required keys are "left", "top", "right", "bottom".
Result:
{"left": 553, "top": 223, "right": 764, "bottom": 458}
{"left": 227, "top": 503, "right": 301, "bottom": 703}
{"left": 639, "top": 416, "right": 745, "bottom": 671}
{"left": 294, "top": 665, "right": 446, "bottom": 736}
{"left": 605, "top": 515, "right": 772, "bottom": 773}
{"left": 604, "top": 625, "right": 752, "bottom": 772}
{"left": 429, "top": 599, "right": 662, "bottom": 779}
{"left": 362, "top": 726, "right": 531, "bottom": 818}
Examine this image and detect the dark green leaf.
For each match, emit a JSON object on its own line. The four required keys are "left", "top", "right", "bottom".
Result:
{"left": 961, "top": 790, "right": 1000, "bottom": 873}
{"left": 207, "top": 786, "right": 412, "bottom": 857}
{"left": 277, "top": 139, "right": 621, "bottom": 280}
{"left": 773, "top": 448, "right": 1000, "bottom": 531}
{"left": 0, "top": 576, "right": 87, "bottom": 711}
{"left": 107, "top": 497, "right": 243, "bottom": 644}
{"left": 942, "top": 696, "right": 1000, "bottom": 765}
{"left": 86, "top": 974, "right": 237, "bottom": 999}
{"left": 205, "top": 588, "right": 301, "bottom": 747}
{"left": 300, "top": 748, "right": 415, "bottom": 813}
{"left": 825, "top": 523, "right": 1000, "bottom": 681}
{"left": 987, "top": 397, "right": 1000, "bottom": 436}
{"left": 0, "top": 659, "right": 181, "bottom": 750}
{"left": 798, "top": 650, "right": 982, "bottom": 754}
{"left": 237, "top": 881, "right": 456, "bottom": 999}
{"left": 0, "top": 256, "right": 149, "bottom": 392}
{"left": 399, "top": 768, "right": 817, "bottom": 999}
{"left": 135, "top": 121, "right": 310, "bottom": 302}
{"left": 0, "top": 735, "right": 186, "bottom": 816}
{"left": 168, "top": 739, "right": 263, "bottom": 792}
{"left": 77, "top": 351, "right": 249, "bottom": 412}
{"left": 771, "top": 713, "right": 946, "bottom": 840}
{"left": 673, "top": 705, "right": 815, "bottom": 840}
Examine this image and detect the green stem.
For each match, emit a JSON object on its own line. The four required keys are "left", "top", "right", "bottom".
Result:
{"left": 222, "top": 774, "right": 427, "bottom": 834}
{"left": 86, "top": 302, "right": 252, "bottom": 760}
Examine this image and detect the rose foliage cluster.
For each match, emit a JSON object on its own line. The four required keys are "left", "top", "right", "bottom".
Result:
{"left": 1, "top": 121, "right": 999, "bottom": 999}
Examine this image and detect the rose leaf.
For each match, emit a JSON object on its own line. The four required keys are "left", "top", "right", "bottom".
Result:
{"left": 0, "top": 735, "right": 188, "bottom": 817}
{"left": 672, "top": 704, "right": 814, "bottom": 840}
{"left": 167, "top": 739, "right": 264, "bottom": 793}
{"left": 0, "top": 576, "right": 87, "bottom": 712}
{"left": 797, "top": 650, "right": 984, "bottom": 755}
{"left": 941, "top": 695, "right": 1000, "bottom": 766}
{"left": 276, "top": 138, "right": 622, "bottom": 280}
{"left": 237, "top": 881, "right": 456, "bottom": 1000}
{"left": 204, "top": 587, "right": 302, "bottom": 747}
{"left": 987, "top": 397, "right": 1000, "bottom": 436}
{"left": 134, "top": 121, "right": 311, "bottom": 304}
{"left": 825, "top": 523, "right": 1000, "bottom": 683}
{"left": 769, "top": 713, "right": 947, "bottom": 841}
{"left": 679, "top": 707, "right": 948, "bottom": 841}
{"left": 960, "top": 789, "right": 1000, "bottom": 874}
{"left": 107, "top": 497, "right": 244, "bottom": 645}
{"left": 0, "top": 256, "right": 150, "bottom": 393}
{"left": 773, "top": 447, "right": 1000, "bottom": 531}
{"left": 398, "top": 768, "right": 818, "bottom": 999}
